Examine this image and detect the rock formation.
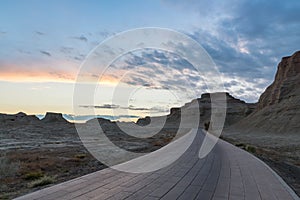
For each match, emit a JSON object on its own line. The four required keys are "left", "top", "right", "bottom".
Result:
{"left": 258, "top": 51, "right": 300, "bottom": 109}
{"left": 136, "top": 92, "right": 255, "bottom": 129}
{"left": 0, "top": 112, "right": 40, "bottom": 124}
{"left": 41, "top": 112, "right": 69, "bottom": 123}
{"left": 136, "top": 116, "right": 151, "bottom": 126}
{"left": 230, "top": 51, "right": 300, "bottom": 134}
{"left": 184, "top": 92, "right": 256, "bottom": 127}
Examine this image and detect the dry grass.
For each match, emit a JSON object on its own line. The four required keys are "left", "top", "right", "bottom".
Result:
{"left": 23, "top": 171, "right": 44, "bottom": 180}
{"left": 0, "top": 154, "right": 20, "bottom": 178}
{"left": 74, "top": 154, "right": 87, "bottom": 159}
{"left": 29, "top": 176, "right": 55, "bottom": 188}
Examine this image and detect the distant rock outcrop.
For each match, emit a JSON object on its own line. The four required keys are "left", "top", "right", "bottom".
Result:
{"left": 0, "top": 112, "right": 39, "bottom": 124}
{"left": 231, "top": 51, "right": 300, "bottom": 134}
{"left": 41, "top": 112, "right": 68, "bottom": 123}
{"left": 136, "top": 92, "right": 255, "bottom": 129}
{"left": 136, "top": 116, "right": 151, "bottom": 126}
{"left": 184, "top": 92, "right": 256, "bottom": 127}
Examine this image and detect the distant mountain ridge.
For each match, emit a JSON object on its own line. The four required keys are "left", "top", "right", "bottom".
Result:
{"left": 0, "top": 112, "right": 68, "bottom": 124}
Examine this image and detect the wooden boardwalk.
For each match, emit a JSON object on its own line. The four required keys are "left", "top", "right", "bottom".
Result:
{"left": 15, "top": 130, "right": 298, "bottom": 200}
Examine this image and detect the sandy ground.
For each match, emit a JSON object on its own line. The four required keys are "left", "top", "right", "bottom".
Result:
{"left": 0, "top": 122, "right": 106, "bottom": 199}
{"left": 0, "top": 121, "right": 181, "bottom": 199}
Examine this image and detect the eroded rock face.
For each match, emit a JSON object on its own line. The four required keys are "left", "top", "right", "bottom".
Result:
{"left": 258, "top": 51, "right": 300, "bottom": 109}
{"left": 41, "top": 112, "right": 68, "bottom": 123}
{"left": 231, "top": 51, "right": 300, "bottom": 134}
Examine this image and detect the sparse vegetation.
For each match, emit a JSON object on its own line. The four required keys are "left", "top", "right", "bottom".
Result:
{"left": 23, "top": 171, "right": 44, "bottom": 180}
{"left": 235, "top": 143, "right": 246, "bottom": 148}
{"left": 235, "top": 143, "right": 256, "bottom": 153}
{"left": 0, "top": 154, "right": 20, "bottom": 178}
{"left": 29, "top": 176, "right": 55, "bottom": 188}
{"left": 0, "top": 147, "right": 104, "bottom": 199}
{"left": 74, "top": 154, "right": 86, "bottom": 159}
{"left": 246, "top": 145, "right": 256, "bottom": 153}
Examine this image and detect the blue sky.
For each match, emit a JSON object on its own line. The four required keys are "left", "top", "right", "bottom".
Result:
{"left": 0, "top": 0, "right": 299, "bottom": 119}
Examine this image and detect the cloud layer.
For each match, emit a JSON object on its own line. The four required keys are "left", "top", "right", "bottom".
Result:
{"left": 162, "top": 0, "right": 300, "bottom": 101}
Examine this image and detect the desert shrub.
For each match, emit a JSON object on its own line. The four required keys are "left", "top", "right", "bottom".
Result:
{"left": 235, "top": 143, "right": 246, "bottom": 148}
{"left": 23, "top": 171, "right": 44, "bottom": 180}
{"left": 29, "top": 176, "right": 55, "bottom": 188}
{"left": 74, "top": 154, "right": 86, "bottom": 159}
{"left": 0, "top": 154, "right": 20, "bottom": 178}
{"left": 0, "top": 193, "right": 9, "bottom": 200}
{"left": 235, "top": 143, "right": 256, "bottom": 153}
{"left": 246, "top": 145, "right": 256, "bottom": 153}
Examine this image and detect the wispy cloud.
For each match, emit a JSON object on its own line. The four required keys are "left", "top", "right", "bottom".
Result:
{"left": 161, "top": 0, "right": 300, "bottom": 102}
{"left": 79, "top": 104, "right": 169, "bottom": 113}
{"left": 35, "top": 31, "right": 45, "bottom": 35}
{"left": 80, "top": 104, "right": 120, "bottom": 109}
{"left": 0, "top": 60, "right": 77, "bottom": 82}
{"left": 40, "top": 50, "right": 51, "bottom": 57}
{"left": 71, "top": 35, "right": 88, "bottom": 42}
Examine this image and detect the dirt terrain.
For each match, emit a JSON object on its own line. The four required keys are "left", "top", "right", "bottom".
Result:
{"left": 0, "top": 113, "right": 181, "bottom": 199}
{"left": 0, "top": 120, "right": 104, "bottom": 200}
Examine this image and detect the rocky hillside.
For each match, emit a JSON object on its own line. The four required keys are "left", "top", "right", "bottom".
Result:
{"left": 137, "top": 92, "right": 256, "bottom": 128}
{"left": 230, "top": 51, "right": 300, "bottom": 134}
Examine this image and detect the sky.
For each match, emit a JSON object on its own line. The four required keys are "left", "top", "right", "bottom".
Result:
{"left": 0, "top": 0, "right": 299, "bottom": 121}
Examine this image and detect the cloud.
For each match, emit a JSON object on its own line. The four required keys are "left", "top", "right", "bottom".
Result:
{"left": 97, "top": 31, "right": 113, "bottom": 38}
{"left": 126, "top": 105, "right": 150, "bottom": 111}
{"left": 35, "top": 31, "right": 45, "bottom": 35}
{"left": 161, "top": 0, "right": 300, "bottom": 102}
{"left": 18, "top": 49, "right": 31, "bottom": 55}
{"left": 40, "top": 50, "right": 51, "bottom": 57}
{"left": 79, "top": 104, "right": 169, "bottom": 113}
{"left": 108, "top": 47, "right": 278, "bottom": 102}
{"left": 48, "top": 71, "right": 74, "bottom": 80}
{"left": 92, "top": 49, "right": 210, "bottom": 103}
{"left": 79, "top": 104, "right": 120, "bottom": 109}
{"left": 60, "top": 46, "right": 74, "bottom": 54}
{"left": 59, "top": 46, "right": 86, "bottom": 62}
{"left": 72, "top": 35, "right": 88, "bottom": 42}
{"left": 0, "top": 59, "right": 78, "bottom": 82}
{"left": 175, "top": 1, "right": 299, "bottom": 66}
{"left": 73, "top": 55, "right": 85, "bottom": 61}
